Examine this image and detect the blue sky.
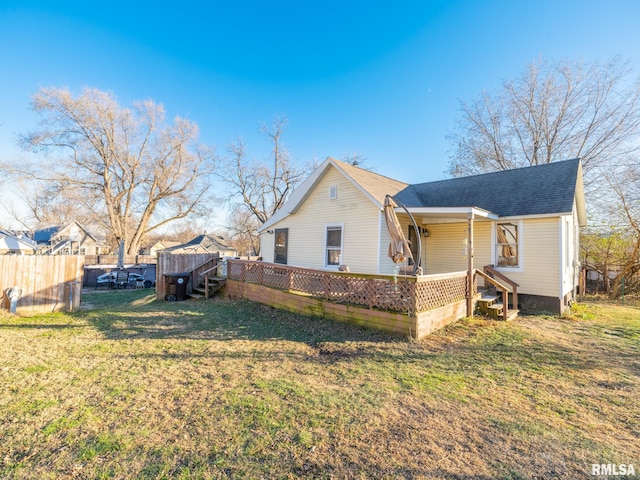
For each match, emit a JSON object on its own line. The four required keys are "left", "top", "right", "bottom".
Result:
{"left": 1, "top": 0, "right": 640, "bottom": 227}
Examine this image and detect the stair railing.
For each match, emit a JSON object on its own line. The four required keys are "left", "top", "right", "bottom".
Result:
{"left": 198, "top": 261, "right": 225, "bottom": 299}
{"left": 483, "top": 265, "right": 518, "bottom": 313}
{"left": 183, "top": 256, "right": 220, "bottom": 298}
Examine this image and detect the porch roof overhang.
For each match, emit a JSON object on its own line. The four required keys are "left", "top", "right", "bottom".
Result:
{"left": 396, "top": 206, "right": 498, "bottom": 222}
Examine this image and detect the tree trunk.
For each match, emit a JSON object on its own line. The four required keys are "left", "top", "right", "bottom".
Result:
{"left": 610, "top": 262, "right": 640, "bottom": 298}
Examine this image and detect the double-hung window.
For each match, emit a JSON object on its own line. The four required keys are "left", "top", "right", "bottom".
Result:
{"left": 325, "top": 225, "right": 342, "bottom": 267}
{"left": 496, "top": 222, "right": 520, "bottom": 268}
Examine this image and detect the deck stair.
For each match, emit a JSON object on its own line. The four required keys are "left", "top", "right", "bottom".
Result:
{"left": 476, "top": 266, "right": 520, "bottom": 321}
{"left": 477, "top": 294, "right": 518, "bottom": 321}
{"left": 191, "top": 276, "right": 226, "bottom": 299}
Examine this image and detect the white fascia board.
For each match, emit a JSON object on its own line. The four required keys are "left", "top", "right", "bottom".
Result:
{"left": 258, "top": 158, "right": 334, "bottom": 232}
{"left": 259, "top": 156, "right": 387, "bottom": 232}
{"left": 575, "top": 162, "right": 587, "bottom": 226}
{"left": 401, "top": 206, "right": 498, "bottom": 219}
{"left": 496, "top": 212, "right": 572, "bottom": 222}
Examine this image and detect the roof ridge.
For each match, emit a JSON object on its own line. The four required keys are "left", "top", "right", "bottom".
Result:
{"left": 329, "top": 157, "right": 409, "bottom": 186}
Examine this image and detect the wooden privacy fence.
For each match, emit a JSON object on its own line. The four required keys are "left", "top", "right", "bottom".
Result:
{"left": 227, "top": 260, "right": 470, "bottom": 315}
{"left": 84, "top": 255, "right": 156, "bottom": 265}
{"left": 156, "top": 253, "right": 219, "bottom": 300}
{"left": 0, "top": 255, "right": 84, "bottom": 314}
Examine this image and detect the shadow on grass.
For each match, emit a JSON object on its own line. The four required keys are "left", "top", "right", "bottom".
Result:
{"left": 0, "top": 323, "right": 85, "bottom": 330}
{"left": 76, "top": 290, "right": 640, "bottom": 381}
{"left": 80, "top": 289, "right": 400, "bottom": 347}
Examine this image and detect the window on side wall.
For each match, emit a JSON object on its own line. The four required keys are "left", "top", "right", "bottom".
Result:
{"left": 274, "top": 228, "right": 288, "bottom": 264}
{"left": 496, "top": 222, "right": 520, "bottom": 268}
{"left": 325, "top": 226, "right": 342, "bottom": 267}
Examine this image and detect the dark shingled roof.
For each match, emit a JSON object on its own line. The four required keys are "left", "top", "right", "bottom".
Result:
{"left": 32, "top": 226, "right": 62, "bottom": 243}
{"left": 394, "top": 159, "right": 581, "bottom": 217}
{"left": 165, "top": 234, "right": 233, "bottom": 253}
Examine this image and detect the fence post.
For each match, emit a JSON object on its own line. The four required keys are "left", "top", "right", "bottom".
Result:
{"left": 323, "top": 271, "right": 330, "bottom": 300}
{"left": 410, "top": 280, "right": 417, "bottom": 315}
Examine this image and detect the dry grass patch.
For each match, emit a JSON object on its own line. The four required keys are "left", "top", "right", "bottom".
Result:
{"left": 0, "top": 290, "right": 638, "bottom": 479}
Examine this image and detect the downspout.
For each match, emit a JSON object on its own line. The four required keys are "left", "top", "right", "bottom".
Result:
{"left": 387, "top": 195, "right": 422, "bottom": 275}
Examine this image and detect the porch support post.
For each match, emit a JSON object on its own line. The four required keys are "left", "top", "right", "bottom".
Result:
{"left": 467, "top": 212, "right": 474, "bottom": 317}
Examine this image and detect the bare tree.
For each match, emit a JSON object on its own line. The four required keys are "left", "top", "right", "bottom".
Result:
{"left": 217, "top": 116, "right": 309, "bottom": 251}
{"left": 581, "top": 228, "right": 631, "bottom": 294}
{"left": 342, "top": 152, "right": 367, "bottom": 167}
{"left": 5, "top": 178, "right": 99, "bottom": 229}
{"left": 225, "top": 206, "right": 261, "bottom": 256}
{"left": 605, "top": 164, "right": 640, "bottom": 297}
{"left": 448, "top": 57, "right": 640, "bottom": 187}
{"left": 11, "top": 87, "right": 214, "bottom": 254}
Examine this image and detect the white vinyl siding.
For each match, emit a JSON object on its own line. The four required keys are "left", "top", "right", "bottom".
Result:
{"left": 260, "top": 233, "right": 275, "bottom": 262}
{"left": 261, "top": 166, "right": 381, "bottom": 273}
{"left": 560, "top": 208, "right": 580, "bottom": 298}
{"left": 422, "top": 218, "right": 560, "bottom": 297}
{"left": 498, "top": 217, "right": 559, "bottom": 298}
{"left": 422, "top": 221, "right": 492, "bottom": 275}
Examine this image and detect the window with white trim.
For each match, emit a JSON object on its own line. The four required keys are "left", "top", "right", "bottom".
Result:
{"left": 325, "top": 226, "right": 342, "bottom": 267}
{"left": 496, "top": 222, "right": 520, "bottom": 268}
{"left": 329, "top": 185, "right": 338, "bottom": 200}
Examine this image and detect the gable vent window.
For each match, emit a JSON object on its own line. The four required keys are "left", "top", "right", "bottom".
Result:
{"left": 329, "top": 185, "right": 338, "bottom": 200}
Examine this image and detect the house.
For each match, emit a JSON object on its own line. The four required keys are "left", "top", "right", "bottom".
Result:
{"left": 163, "top": 234, "right": 237, "bottom": 257}
{"left": 33, "top": 222, "right": 109, "bottom": 255}
{"left": 0, "top": 230, "right": 38, "bottom": 255}
{"left": 258, "top": 157, "right": 586, "bottom": 314}
{"left": 148, "top": 240, "right": 181, "bottom": 256}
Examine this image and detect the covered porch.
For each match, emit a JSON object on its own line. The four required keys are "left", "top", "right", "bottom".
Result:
{"left": 391, "top": 206, "right": 519, "bottom": 320}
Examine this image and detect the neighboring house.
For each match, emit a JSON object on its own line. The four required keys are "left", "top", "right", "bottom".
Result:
{"left": 0, "top": 230, "right": 38, "bottom": 255}
{"left": 33, "top": 222, "right": 109, "bottom": 255}
{"left": 163, "top": 234, "right": 237, "bottom": 257}
{"left": 258, "top": 157, "right": 586, "bottom": 314}
{"left": 149, "top": 240, "right": 181, "bottom": 256}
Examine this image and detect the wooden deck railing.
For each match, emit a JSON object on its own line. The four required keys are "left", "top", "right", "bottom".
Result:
{"left": 226, "top": 260, "right": 470, "bottom": 315}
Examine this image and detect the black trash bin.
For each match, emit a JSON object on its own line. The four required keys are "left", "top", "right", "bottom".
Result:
{"left": 164, "top": 272, "right": 190, "bottom": 301}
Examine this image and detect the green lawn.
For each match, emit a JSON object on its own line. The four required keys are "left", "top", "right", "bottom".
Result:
{"left": 0, "top": 290, "right": 638, "bottom": 479}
